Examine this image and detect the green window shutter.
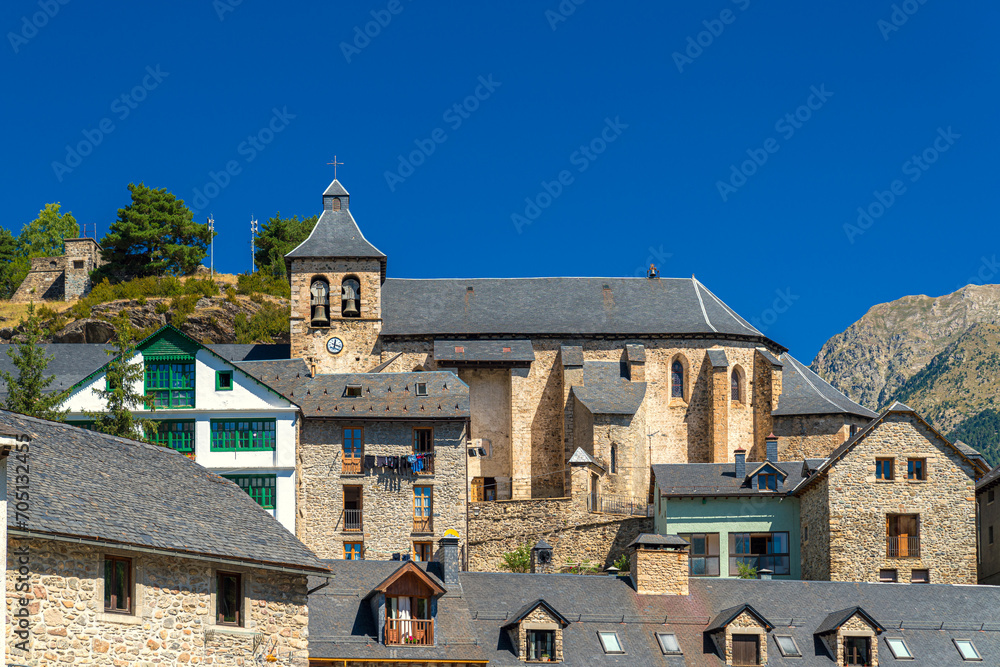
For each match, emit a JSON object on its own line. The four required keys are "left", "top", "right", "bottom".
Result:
{"left": 144, "top": 361, "right": 196, "bottom": 409}
{"left": 148, "top": 420, "right": 196, "bottom": 452}
{"left": 210, "top": 419, "right": 277, "bottom": 451}
{"left": 215, "top": 370, "right": 234, "bottom": 391}
{"left": 223, "top": 474, "right": 277, "bottom": 509}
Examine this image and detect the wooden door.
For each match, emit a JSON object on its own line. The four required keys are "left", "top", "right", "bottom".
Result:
{"left": 732, "top": 634, "right": 759, "bottom": 666}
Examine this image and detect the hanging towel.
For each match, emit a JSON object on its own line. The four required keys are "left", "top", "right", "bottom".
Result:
{"left": 364, "top": 455, "right": 376, "bottom": 470}
{"left": 376, "top": 455, "right": 386, "bottom": 468}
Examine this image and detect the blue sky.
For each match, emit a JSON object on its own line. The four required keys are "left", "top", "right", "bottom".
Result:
{"left": 2, "top": 0, "right": 996, "bottom": 361}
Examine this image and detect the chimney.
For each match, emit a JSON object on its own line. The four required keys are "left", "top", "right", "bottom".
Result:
{"left": 627, "top": 535, "right": 689, "bottom": 596}
{"left": 530, "top": 539, "right": 554, "bottom": 574}
{"left": 734, "top": 448, "right": 746, "bottom": 480}
{"left": 434, "top": 535, "right": 461, "bottom": 586}
{"left": 766, "top": 434, "right": 778, "bottom": 462}
{"left": 758, "top": 568, "right": 773, "bottom": 580}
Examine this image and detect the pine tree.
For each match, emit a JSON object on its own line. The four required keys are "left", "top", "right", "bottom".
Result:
{"left": 86, "top": 314, "right": 156, "bottom": 440}
{"left": 0, "top": 302, "right": 71, "bottom": 420}
{"left": 254, "top": 212, "right": 319, "bottom": 276}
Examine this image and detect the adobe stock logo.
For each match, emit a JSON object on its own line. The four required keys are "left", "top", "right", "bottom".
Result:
{"left": 7, "top": 0, "right": 71, "bottom": 54}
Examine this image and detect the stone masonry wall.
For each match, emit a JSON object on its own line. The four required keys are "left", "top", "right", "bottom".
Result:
{"left": 724, "top": 610, "right": 767, "bottom": 667}
{"left": 467, "top": 495, "right": 651, "bottom": 571}
{"left": 629, "top": 547, "right": 688, "bottom": 596}
{"left": 516, "top": 606, "right": 564, "bottom": 662}
{"left": 799, "top": 474, "right": 831, "bottom": 581}
{"left": 802, "top": 414, "right": 977, "bottom": 584}
{"left": 297, "top": 419, "right": 467, "bottom": 561}
{"left": 6, "top": 537, "right": 309, "bottom": 667}
{"left": 774, "top": 414, "right": 870, "bottom": 461}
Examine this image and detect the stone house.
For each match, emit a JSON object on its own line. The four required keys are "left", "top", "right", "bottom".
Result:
{"left": 794, "top": 402, "right": 983, "bottom": 585}
{"left": 975, "top": 462, "right": 1000, "bottom": 585}
{"left": 61, "top": 325, "right": 302, "bottom": 532}
{"left": 2, "top": 409, "right": 329, "bottom": 666}
{"left": 310, "top": 532, "right": 1000, "bottom": 666}
{"left": 11, "top": 237, "right": 104, "bottom": 302}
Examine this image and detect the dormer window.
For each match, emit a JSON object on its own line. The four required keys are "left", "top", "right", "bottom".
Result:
{"left": 504, "top": 600, "right": 569, "bottom": 663}
{"left": 345, "top": 385, "right": 362, "bottom": 397}
{"left": 527, "top": 630, "right": 555, "bottom": 662}
{"left": 415, "top": 382, "right": 428, "bottom": 397}
{"left": 757, "top": 473, "right": 777, "bottom": 491}
{"left": 375, "top": 562, "right": 444, "bottom": 647}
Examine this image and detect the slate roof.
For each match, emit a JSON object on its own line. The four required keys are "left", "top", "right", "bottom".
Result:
{"left": 433, "top": 339, "right": 535, "bottom": 365}
{"left": 977, "top": 464, "right": 1000, "bottom": 493}
{"left": 272, "top": 371, "right": 469, "bottom": 419}
{"left": 652, "top": 460, "right": 813, "bottom": 497}
{"left": 0, "top": 344, "right": 113, "bottom": 397}
{"left": 707, "top": 603, "right": 774, "bottom": 632}
{"left": 233, "top": 358, "right": 311, "bottom": 395}
{"left": 774, "top": 354, "right": 878, "bottom": 419}
{"left": 208, "top": 343, "right": 290, "bottom": 362}
{"left": 378, "top": 277, "right": 780, "bottom": 344}
{"left": 308, "top": 559, "right": 488, "bottom": 664}
{"left": 0, "top": 410, "right": 328, "bottom": 573}
{"left": 815, "top": 607, "right": 885, "bottom": 635}
{"left": 572, "top": 361, "right": 646, "bottom": 416}
{"left": 627, "top": 534, "right": 689, "bottom": 549}
{"left": 323, "top": 178, "right": 349, "bottom": 196}
{"left": 706, "top": 348, "right": 729, "bottom": 368}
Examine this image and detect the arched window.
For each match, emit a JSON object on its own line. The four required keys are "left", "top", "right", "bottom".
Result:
{"left": 731, "top": 365, "right": 745, "bottom": 403}
{"left": 671, "top": 360, "right": 684, "bottom": 398}
{"left": 341, "top": 276, "right": 361, "bottom": 318}
{"left": 610, "top": 444, "right": 618, "bottom": 474}
{"left": 310, "top": 279, "right": 330, "bottom": 326}
{"left": 331, "top": 196, "right": 342, "bottom": 211}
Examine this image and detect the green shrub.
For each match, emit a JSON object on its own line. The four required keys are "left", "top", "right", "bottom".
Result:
{"left": 154, "top": 300, "right": 169, "bottom": 314}
{"left": 168, "top": 294, "right": 199, "bottom": 327}
{"left": 236, "top": 271, "right": 290, "bottom": 299}
{"left": 234, "top": 302, "right": 289, "bottom": 344}
{"left": 224, "top": 286, "right": 238, "bottom": 304}
{"left": 736, "top": 562, "right": 758, "bottom": 579}
{"left": 68, "top": 276, "right": 219, "bottom": 320}
{"left": 613, "top": 553, "right": 630, "bottom": 572}
{"left": 498, "top": 543, "right": 532, "bottom": 573}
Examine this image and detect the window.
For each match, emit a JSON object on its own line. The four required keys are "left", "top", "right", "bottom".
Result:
{"left": 655, "top": 632, "right": 681, "bottom": 655}
{"left": 331, "top": 196, "right": 341, "bottom": 211}
{"left": 343, "top": 427, "right": 363, "bottom": 474}
{"left": 413, "top": 427, "right": 433, "bottom": 458}
{"left": 344, "top": 542, "right": 363, "bottom": 560}
{"left": 148, "top": 420, "right": 195, "bottom": 453}
{"left": 954, "top": 639, "right": 982, "bottom": 661}
{"left": 414, "top": 486, "right": 433, "bottom": 532}
{"left": 803, "top": 525, "right": 808, "bottom": 542}
{"left": 887, "top": 514, "right": 920, "bottom": 557}
{"left": 729, "top": 532, "right": 790, "bottom": 575}
{"left": 774, "top": 635, "right": 800, "bottom": 658}
{"left": 732, "top": 634, "right": 760, "bottom": 665}
{"left": 415, "top": 382, "right": 428, "bottom": 396}
{"left": 907, "top": 458, "right": 926, "bottom": 480}
{"left": 610, "top": 444, "right": 617, "bottom": 474}
{"left": 679, "top": 533, "right": 720, "bottom": 576}
{"left": 885, "top": 637, "right": 913, "bottom": 659}
{"left": 386, "top": 595, "right": 432, "bottom": 645}
{"left": 990, "top": 488, "right": 996, "bottom": 503}
{"left": 472, "top": 476, "right": 497, "bottom": 502}
{"left": 224, "top": 474, "right": 276, "bottom": 509}
{"left": 310, "top": 279, "right": 330, "bottom": 326}
{"left": 103, "top": 555, "right": 131, "bottom": 614}
{"left": 527, "top": 629, "right": 555, "bottom": 661}
{"left": 879, "top": 568, "right": 898, "bottom": 582}
{"left": 215, "top": 370, "right": 233, "bottom": 391}
{"left": 216, "top": 571, "right": 242, "bottom": 626}
{"left": 597, "top": 631, "right": 623, "bottom": 654}
{"left": 344, "top": 384, "right": 362, "bottom": 397}
{"left": 344, "top": 486, "right": 362, "bottom": 532}
{"left": 911, "top": 568, "right": 929, "bottom": 584}
{"left": 876, "top": 458, "right": 894, "bottom": 480}
{"left": 756, "top": 473, "right": 777, "bottom": 491}
{"left": 413, "top": 542, "right": 433, "bottom": 562}
{"left": 671, "top": 360, "right": 684, "bottom": 398}
{"left": 73, "top": 259, "right": 84, "bottom": 269}
{"left": 990, "top": 525, "right": 994, "bottom": 546}
{"left": 731, "top": 370, "right": 741, "bottom": 401}
{"left": 341, "top": 277, "right": 361, "bottom": 318}
{"left": 210, "top": 419, "right": 276, "bottom": 451}
{"left": 145, "top": 360, "right": 195, "bottom": 408}
{"left": 844, "top": 636, "right": 870, "bottom": 666}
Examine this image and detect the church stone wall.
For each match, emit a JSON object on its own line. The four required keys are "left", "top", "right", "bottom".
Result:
{"left": 773, "top": 414, "right": 869, "bottom": 461}
{"left": 461, "top": 368, "right": 513, "bottom": 486}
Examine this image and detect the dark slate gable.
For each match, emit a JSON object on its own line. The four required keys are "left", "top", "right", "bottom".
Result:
{"left": 572, "top": 361, "right": 646, "bottom": 416}
{"left": 433, "top": 339, "right": 535, "bottom": 365}
{"left": 652, "top": 461, "right": 813, "bottom": 497}
{"left": 0, "top": 344, "right": 113, "bottom": 397}
{"left": 775, "top": 354, "right": 877, "bottom": 419}
{"left": 1, "top": 411, "right": 328, "bottom": 573}
{"left": 209, "top": 343, "right": 291, "bottom": 362}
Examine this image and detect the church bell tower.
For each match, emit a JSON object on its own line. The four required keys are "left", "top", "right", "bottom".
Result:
{"left": 285, "top": 179, "right": 386, "bottom": 374}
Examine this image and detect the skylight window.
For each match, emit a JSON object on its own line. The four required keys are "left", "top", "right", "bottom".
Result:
{"left": 655, "top": 632, "right": 681, "bottom": 655}
{"left": 415, "top": 382, "right": 428, "bottom": 396}
{"left": 597, "top": 631, "right": 623, "bottom": 654}
{"left": 344, "top": 385, "right": 362, "bottom": 397}
{"left": 774, "top": 635, "right": 801, "bottom": 658}
{"left": 954, "top": 639, "right": 982, "bottom": 661}
{"left": 885, "top": 637, "right": 913, "bottom": 660}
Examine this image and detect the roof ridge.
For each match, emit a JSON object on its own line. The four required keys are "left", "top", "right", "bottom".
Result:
{"left": 691, "top": 277, "right": 718, "bottom": 333}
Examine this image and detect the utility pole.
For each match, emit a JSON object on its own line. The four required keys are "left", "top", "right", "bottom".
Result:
{"left": 250, "top": 216, "right": 259, "bottom": 273}
{"left": 207, "top": 215, "right": 215, "bottom": 279}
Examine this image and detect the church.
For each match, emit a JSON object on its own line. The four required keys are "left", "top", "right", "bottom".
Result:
{"left": 281, "top": 178, "right": 876, "bottom": 565}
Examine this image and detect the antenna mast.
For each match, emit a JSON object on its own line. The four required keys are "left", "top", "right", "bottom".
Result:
{"left": 250, "top": 216, "right": 259, "bottom": 273}
{"left": 207, "top": 215, "right": 215, "bottom": 279}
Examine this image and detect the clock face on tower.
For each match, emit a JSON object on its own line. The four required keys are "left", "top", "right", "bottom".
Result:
{"left": 326, "top": 337, "right": 344, "bottom": 355}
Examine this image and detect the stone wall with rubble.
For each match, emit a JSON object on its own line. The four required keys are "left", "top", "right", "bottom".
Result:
{"left": 11, "top": 239, "right": 103, "bottom": 302}
{"left": 467, "top": 495, "right": 651, "bottom": 571}
{"left": 629, "top": 546, "right": 688, "bottom": 596}
{"left": 773, "top": 413, "right": 871, "bottom": 461}
{"left": 5, "top": 537, "right": 309, "bottom": 667}
{"left": 296, "top": 419, "right": 468, "bottom": 561}
{"left": 799, "top": 414, "right": 978, "bottom": 584}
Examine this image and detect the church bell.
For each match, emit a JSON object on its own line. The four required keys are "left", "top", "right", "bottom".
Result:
{"left": 341, "top": 298, "right": 360, "bottom": 318}
{"left": 311, "top": 304, "right": 330, "bottom": 327}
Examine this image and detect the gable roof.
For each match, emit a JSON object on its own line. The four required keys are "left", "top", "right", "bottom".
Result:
{"left": 378, "top": 277, "right": 783, "bottom": 346}
{"left": 652, "top": 460, "right": 813, "bottom": 497}
{"left": 369, "top": 560, "right": 446, "bottom": 598}
{"left": 0, "top": 344, "right": 114, "bottom": 398}
{"left": 707, "top": 603, "right": 774, "bottom": 632}
{"left": 433, "top": 339, "right": 535, "bottom": 366}
{"left": 571, "top": 361, "right": 646, "bottom": 416}
{"left": 792, "top": 402, "right": 981, "bottom": 495}
{"left": 503, "top": 599, "right": 571, "bottom": 629}
{"left": 774, "top": 354, "right": 878, "bottom": 419}
{"left": 2, "top": 410, "right": 327, "bottom": 574}
{"left": 815, "top": 607, "right": 885, "bottom": 635}
{"left": 746, "top": 460, "right": 788, "bottom": 479}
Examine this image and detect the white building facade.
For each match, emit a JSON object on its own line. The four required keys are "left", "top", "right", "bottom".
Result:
{"left": 62, "top": 326, "right": 300, "bottom": 533}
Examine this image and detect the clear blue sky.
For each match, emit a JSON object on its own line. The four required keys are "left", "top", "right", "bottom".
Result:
{"left": 2, "top": 0, "right": 996, "bottom": 361}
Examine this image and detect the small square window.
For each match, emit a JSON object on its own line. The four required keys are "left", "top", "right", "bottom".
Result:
{"left": 598, "top": 631, "right": 623, "bottom": 654}
{"left": 216, "top": 571, "right": 242, "bottom": 626}
{"left": 216, "top": 370, "right": 233, "bottom": 391}
{"left": 73, "top": 259, "right": 84, "bottom": 269}
{"left": 774, "top": 635, "right": 801, "bottom": 658}
{"left": 415, "top": 382, "right": 428, "bottom": 396}
{"left": 344, "top": 385, "right": 362, "bottom": 397}
{"left": 655, "top": 632, "right": 681, "bottom": 655}
{"left": 876, "top": 458, "right": 894, "bottom": 480}
{"left": 990, "top": 488, "right": 995, "bottom": 504}
{"left": 885, "top": 637, "right": 913, "bottom": 659}
{"left": 954, "top": 639, "right": 982, "bottom": 661}
{"left": 344, "top": 542, "right": 363, "bottom": 560}
{"left": 879, "top": 568, "right": 898, "bottom": 582}
{"left": 911, "top": 568, "right": 930, "bottom": 584}
{"left": 907, "top": 458, "right": 926, "bottom": 480}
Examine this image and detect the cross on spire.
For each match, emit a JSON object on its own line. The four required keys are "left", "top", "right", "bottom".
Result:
{"left": 327, "top": 155, "right": 344, "bottom": 180}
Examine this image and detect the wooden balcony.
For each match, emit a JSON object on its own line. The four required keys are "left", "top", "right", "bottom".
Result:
{"left": 412, "top": 517, "right": 433, "bottom": 533}
{"left": 343, "top": 509, "right": 363, "bottom": 533}
{"left": 386, "top": 618, "right": 433, "bottom": 646}
{"left": 886, "top": 536, "right": 920, "bottom": 558}
{"left": 342, "top": 456, "right": 362, "bottom": 474}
